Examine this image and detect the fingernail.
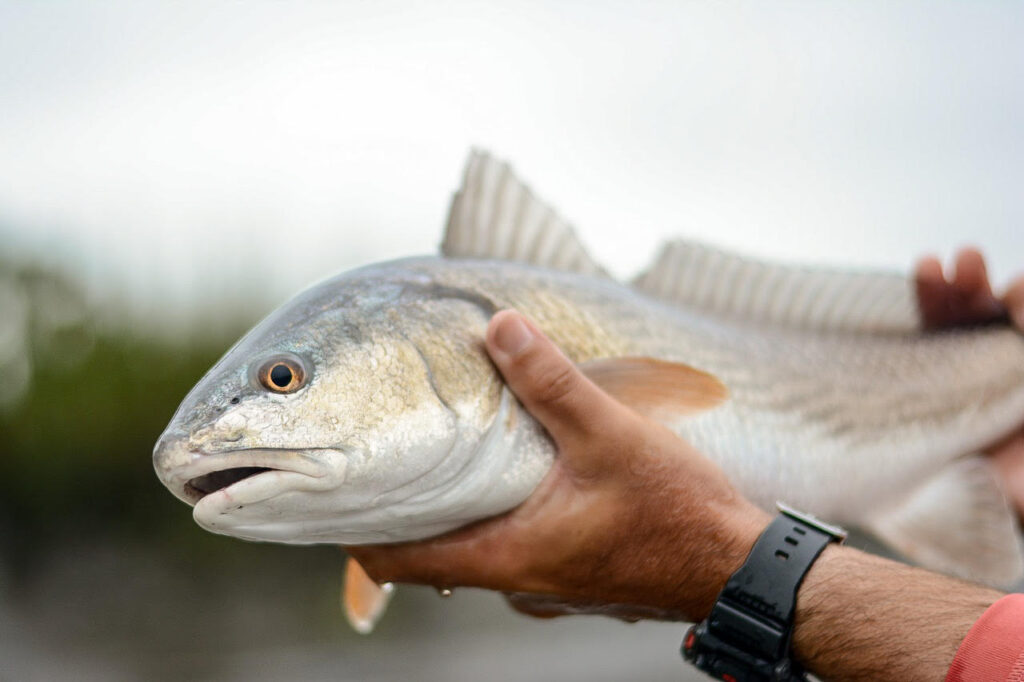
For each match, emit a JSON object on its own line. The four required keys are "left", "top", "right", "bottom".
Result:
{"left": 493, "top": 314, "right": 533, "bottom": 356}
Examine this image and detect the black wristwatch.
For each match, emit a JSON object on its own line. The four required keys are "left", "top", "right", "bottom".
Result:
{"left": 681, "top": 502, "right": 846, "bottom": 681}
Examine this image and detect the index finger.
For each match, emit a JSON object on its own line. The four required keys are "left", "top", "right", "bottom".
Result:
{"left": 344, "top": 514, "right": 519, "bottom": 590}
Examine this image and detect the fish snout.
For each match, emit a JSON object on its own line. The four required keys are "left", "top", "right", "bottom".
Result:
{"left": 152, "top": 432, "right": 201, "bottom": 504}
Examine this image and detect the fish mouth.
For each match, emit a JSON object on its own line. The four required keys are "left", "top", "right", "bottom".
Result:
{"left": 184, "top": 466, "right": 275, "bottom": 504}
{"left": 154, "top": 436, "right": 342, "bottom": 507}
{"left": 171, "top": 452, "right": 326, "bottom": 507}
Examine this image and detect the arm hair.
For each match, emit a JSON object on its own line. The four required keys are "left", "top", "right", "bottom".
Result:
{"left": 793, "top": 546, "right": 1003, "bottom": 681}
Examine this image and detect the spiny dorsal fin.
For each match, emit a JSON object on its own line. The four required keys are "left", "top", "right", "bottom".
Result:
{"left": 633, "top": 239, "right": 921, "bottom": 334}
{"left": 442, "top": 150, "right": 608, "bottom": 276}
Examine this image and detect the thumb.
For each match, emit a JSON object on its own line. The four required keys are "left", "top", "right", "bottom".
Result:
{"left": 485, "top": 310, "right": 624, "bottom": 447}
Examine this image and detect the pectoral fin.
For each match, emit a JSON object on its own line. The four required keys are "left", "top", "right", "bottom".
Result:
{"left": 864, "top": 457, "right": 1024, "bottom": 588}
{"left": 343, "top": 556, "right": 395, "bottom": 634}
{"left": 580, "top": 357, "right": 728, "bottom": 421}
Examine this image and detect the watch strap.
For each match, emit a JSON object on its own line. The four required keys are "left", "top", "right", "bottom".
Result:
{"left": 683, "top": 504, "right": 846, "bottom": 681}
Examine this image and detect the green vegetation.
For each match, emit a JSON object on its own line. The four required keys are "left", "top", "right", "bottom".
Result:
{"left": 0, "top": 260, "right": 259, "bottom": 575}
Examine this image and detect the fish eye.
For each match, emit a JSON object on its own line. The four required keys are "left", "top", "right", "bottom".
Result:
{"left": 255, "top": 354, "right": 308, "bottom": 394}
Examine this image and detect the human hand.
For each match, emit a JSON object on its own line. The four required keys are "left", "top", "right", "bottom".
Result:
{"left": 914, "top": 248, "right": 1024, "bottom": 519}
{"left": 915, "top": 247, "right": 1024, "bottom": 330}
{"left": 345, "top": 310, "right": 769, "bottom": 623}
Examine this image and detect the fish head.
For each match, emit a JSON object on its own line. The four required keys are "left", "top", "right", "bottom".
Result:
{"left": 153, "top": 260, "right": 554, "bottom": 545}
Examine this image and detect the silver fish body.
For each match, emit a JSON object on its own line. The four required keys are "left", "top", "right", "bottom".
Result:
{"left": 154, "top": 151, "right": 1024, "bottom": 586}
{"left": 156, "top": 258, "right": 1024, "bottom": 530}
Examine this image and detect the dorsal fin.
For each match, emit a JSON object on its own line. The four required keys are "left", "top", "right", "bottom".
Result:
{"left": 442, "top": 150, "right": 608, "bottom": 276}
{"left": 633, "top": 239, "right": 921, "bottom": 334}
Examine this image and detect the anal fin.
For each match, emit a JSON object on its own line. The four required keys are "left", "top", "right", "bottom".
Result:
{"left": 343, "top": 556, "right": 394, "bottom": 634}
{"left": 864, "top": 457, "right": 1024, "bottom": 588}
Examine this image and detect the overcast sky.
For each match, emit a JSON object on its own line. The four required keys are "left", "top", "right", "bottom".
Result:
{"left": 1, "top": 1, "right": 1021, "bottom": 323}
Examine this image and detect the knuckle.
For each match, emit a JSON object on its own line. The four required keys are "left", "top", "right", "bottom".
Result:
{"left": 532, "top": 363, "right": 578, "bottom": 407}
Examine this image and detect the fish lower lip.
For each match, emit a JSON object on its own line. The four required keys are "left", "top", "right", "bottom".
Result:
{"left": 184, "top": 467, "right": 275, "bottom": 503}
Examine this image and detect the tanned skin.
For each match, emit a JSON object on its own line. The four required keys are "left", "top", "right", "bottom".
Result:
{"left": 347, "top": 249, "right": 1024, "bottom": 682}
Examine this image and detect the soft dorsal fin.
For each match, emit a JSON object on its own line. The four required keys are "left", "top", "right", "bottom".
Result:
{"left": 633, "top": 239, "right": 921, "bottom": 334}
{"left": 442, "top": 150, "right": 608, "bottom": 276}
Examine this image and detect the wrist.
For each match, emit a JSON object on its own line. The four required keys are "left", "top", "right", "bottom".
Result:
{"left": 682, "top": 505, "right": 847, "bottom": 680}
{"left": 686, "top": 500, "right": 772, "bottom": 621}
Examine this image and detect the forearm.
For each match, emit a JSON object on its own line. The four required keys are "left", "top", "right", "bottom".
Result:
{"left": 792, "top": 545, "right": 1003, "bottom": 681}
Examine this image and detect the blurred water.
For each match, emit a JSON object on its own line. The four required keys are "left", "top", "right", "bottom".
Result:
{"left": 3, "top": 531, "right": 1011, "bottom": 681}
{"left": 0, "top": 535, "right": 707, "bottom": 682}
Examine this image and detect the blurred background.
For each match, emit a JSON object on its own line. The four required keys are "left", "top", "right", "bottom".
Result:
{"left": 0, "top": 2, "right": 1021, "bottom": 680}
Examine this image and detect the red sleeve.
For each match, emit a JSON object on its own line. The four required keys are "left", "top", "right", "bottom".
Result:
{"left": 946, "top": 594, "right": 1024, "bottom": 682}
